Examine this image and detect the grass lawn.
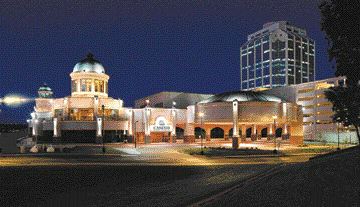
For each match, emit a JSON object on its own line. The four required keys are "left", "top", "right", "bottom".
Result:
{"left": 182, "top": 147, "right": 275, "bottom": 156}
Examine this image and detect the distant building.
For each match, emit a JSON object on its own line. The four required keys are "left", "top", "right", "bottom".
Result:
{"left": 240, "top": 21, "right": 315, "bottom": 90}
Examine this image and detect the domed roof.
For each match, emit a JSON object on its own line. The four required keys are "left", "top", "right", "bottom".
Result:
{"left": 73, "top": 53, "right": 105, "bottom": 74}
{"left": 38, "top": 83, "right": 52, "bottom": 92}
{"left": 200, "top": 91, "right": 283, "bottom": 103}
{"left": 38, "top": 83, "right": 53, "bottom": 98}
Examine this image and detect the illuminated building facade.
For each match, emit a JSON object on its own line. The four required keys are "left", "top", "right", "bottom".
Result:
{"left": 28, "top": 53, "right": 304, "bottom": 146}
{"left": 264, "top": 76, "right": 358, "bottom": 143}
{"left": 240, "top": 21, "right": 315, "bottom": 90}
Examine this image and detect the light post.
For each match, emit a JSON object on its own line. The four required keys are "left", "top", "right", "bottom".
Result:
{"left": 199, "top": 112, "right": 204, "bottom": 155}
{"left": 102, "top": 104, "right": 105, "bottom": 154}
{"left": 134, "top": 120, "right": 139, "bottom": 148}
{"left": 272, "top": 115, "right": 278, "bottom": 153}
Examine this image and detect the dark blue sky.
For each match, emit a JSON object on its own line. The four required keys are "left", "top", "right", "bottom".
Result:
{"left": 0, "top": 0, "right": 333, "bottom": 123}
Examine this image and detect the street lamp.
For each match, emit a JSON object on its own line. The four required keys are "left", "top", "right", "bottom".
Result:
{"left": 272, "top": 115, "right": 278, "bottom": 153}
{"left": 102, "top": 104, "right": 105, "bottom": 154}
{"left": 199, "top": 112, "right": 204, "bottom": 155}
{"left": 134, "top": 120, "right": 139, "bottom": 148}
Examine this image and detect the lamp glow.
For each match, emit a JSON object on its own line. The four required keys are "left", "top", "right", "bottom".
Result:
{"left": 1, "top": 94, "right": 33, "bottom": 107}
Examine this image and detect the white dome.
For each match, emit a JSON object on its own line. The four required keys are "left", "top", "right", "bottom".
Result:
{"left": 73, "top": 53, "right": 105, "bottom": 74}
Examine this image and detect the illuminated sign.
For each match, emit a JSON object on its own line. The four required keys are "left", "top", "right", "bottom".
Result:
{"left": 150, "top": 116, "right": 172, "bottom": 132}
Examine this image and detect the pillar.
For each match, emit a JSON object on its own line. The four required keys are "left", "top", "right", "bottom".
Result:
{"left": 232, "top": 100, "right": 239, "bottom": 149}
{"left": 256, "top": 125, "right": 263, "bottom": 140}
{"left": 91, "top": 79, "right": 95, "bottom": 93}
{"left": 53, "top": 118, "right": 61, "bottom": 142}
{"left": 144, "top": 108, "right": 151, "bottom": 144}
{"left": 77, "top": 79, "right": 80, "bottom": 92}
{"left": 171, "top": 108, "right": 177, "bottom": 143}
{"left": 128, "top": 110, "right": 133, "bottom": 135}
{"left": 184, "top": 123, "right": 195, "bottom": 143}
{"left": 205, "top": 128, "right": 210, "bottom": 141}
{"left": 268, "top": 124, "right": 274, "bottom": 141}
{"left": 96, "top": 117, "right": 103, "bottom": 144}
{"left": 63, "top": 98, "right": 69, "bottom": 120}
{"left": 94, "top": 96, "right": 99, "bottom": 119}
{"left": 251, "top": 124, "right": 257, "bottom": 141}
{"left": 241, "top": 125, "right": 247, "bottom": 142}
{"left": 282, "top": 123, "right": 290, "bottom": 140}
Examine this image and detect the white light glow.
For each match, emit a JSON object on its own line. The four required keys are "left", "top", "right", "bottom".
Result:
{"left": 0, "top": 94, "right": 33, "bottom": 107}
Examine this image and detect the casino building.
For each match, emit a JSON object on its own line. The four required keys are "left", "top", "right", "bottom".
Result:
{"left": 28, "top": 53, "right": 304, "bottom": 146}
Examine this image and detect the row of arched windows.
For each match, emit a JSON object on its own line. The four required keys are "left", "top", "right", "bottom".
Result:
{"left": 175, "top": 127, "right": 283, "bottom": 138}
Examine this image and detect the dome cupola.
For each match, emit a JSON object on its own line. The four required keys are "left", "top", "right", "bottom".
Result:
{"left": 73, "top": 53, "right": 105, "bottom": 74}
{"left": 70, "top": 53, "right": 110, "bottom": 98}
{"left": 38, "top": 83, "right": 53, "bottom": 98}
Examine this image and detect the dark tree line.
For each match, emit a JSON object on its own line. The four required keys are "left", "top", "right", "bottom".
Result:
{"left": 319, "top": 0, "right": 360, "bottom": 142}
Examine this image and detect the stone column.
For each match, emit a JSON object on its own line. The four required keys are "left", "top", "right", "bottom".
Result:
{"left": 127, "top": 110, "right": 133, "bottom": 136}
{"left": 63, "top": 98, "right": 69, "bottom": 120}
{"left": 77, "top": 79, "right": 80, "bottom": 92}
{"left": 241, "top": 125, "right": 247, "bottom": 142}
{"left": 232, "top": 100, "right": 239, "bottom": 149}
{"left": 224, "top": 126, "right": 230, "bottom": 141}
{"left": 256, "top": 125, "right": 263, "bottom": 140}
{"left": 96, "top": 117, "right": 103, "bottom": 144}
{"left": 204, "top": 128, "right": 210, "bottom": 141}
{"left": 144, "top": 108, "right": 151, "bottom": 144}
{"left": 31, "top": 119, "right": 37, "bottom": 137}
{"left": 171, "top": 108, "right": 177, "bottom": 143}
{"left": 184, "top": 123, "right": 195, "bottom": 143}
{"left": 94, "top": 96, "right": 99, "bottom": 118}
{"left": 53, "top": 118, "right": 61, "bottom": 142}
{"left": 91, "top": 79, "right": 95, "bottom": 93}
{"left": 268, "top": 124, "right": 274, "bottom": 141}
{"left": 282, "top": 123, "right": 290, "bottom": 140}
{"left": 251, "top": 124, "right": 257, "bottom": 141}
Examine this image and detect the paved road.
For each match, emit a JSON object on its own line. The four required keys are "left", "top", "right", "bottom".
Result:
{"left": 0, "top": 144, "right": 315, "bottom": 207}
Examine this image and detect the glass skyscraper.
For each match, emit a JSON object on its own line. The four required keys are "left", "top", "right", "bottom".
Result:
{"left": 240, "top": 21, "right": 315, "bottom": 90}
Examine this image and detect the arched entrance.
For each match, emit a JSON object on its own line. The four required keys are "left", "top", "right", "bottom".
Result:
{"left": 176, "top": 127, "right": 184, "bottom": 139}
{"left": 194, "top": 127, "right": 206, "bottom": 138}
{"left": 275, "top": 128, "right": 282, "bottom": 137}
{"left": 246, "top": 128, "right": 252, "bottom": 138}
{"left": 210, "top": 127, "right": 224, "bottom": 138}
{"left": 261, "top": 128, "right": 268, "bottom": 137}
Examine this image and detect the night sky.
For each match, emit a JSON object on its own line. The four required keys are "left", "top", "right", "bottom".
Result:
{"left": 0, "top": 0, "right": 334, "bottom": 123}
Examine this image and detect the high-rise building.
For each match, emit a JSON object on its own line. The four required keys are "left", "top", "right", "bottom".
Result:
{"left": 240, "top": 21, "right": 315, "bottom": 90}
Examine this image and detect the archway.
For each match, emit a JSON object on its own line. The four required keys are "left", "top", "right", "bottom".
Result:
{"left": 210, "top": 127, "right": 224, "bottom": 138}
{"left": 261, "top": 128, "right": 268, "bottom": 137}
{"left": 275, "top": 128, "right": 282, "bottom": 137}
{"left": 176, "top": 127, "right": 184, "bottom": 139}
{"left": 194, "top": 127, "right": 206, "bottom": 138}
{"left": 246, "top": 128, "right": 252, "bottom": 138}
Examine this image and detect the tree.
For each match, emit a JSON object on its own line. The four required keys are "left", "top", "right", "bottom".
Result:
{"left": 319, "top": 0, "right": 360, "bottom": 86}
{"left": 324, "top": 87, "right": 360, "bottom": 142}
{"left": 320, "top": 0, "right": 360, "bottom": 143}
